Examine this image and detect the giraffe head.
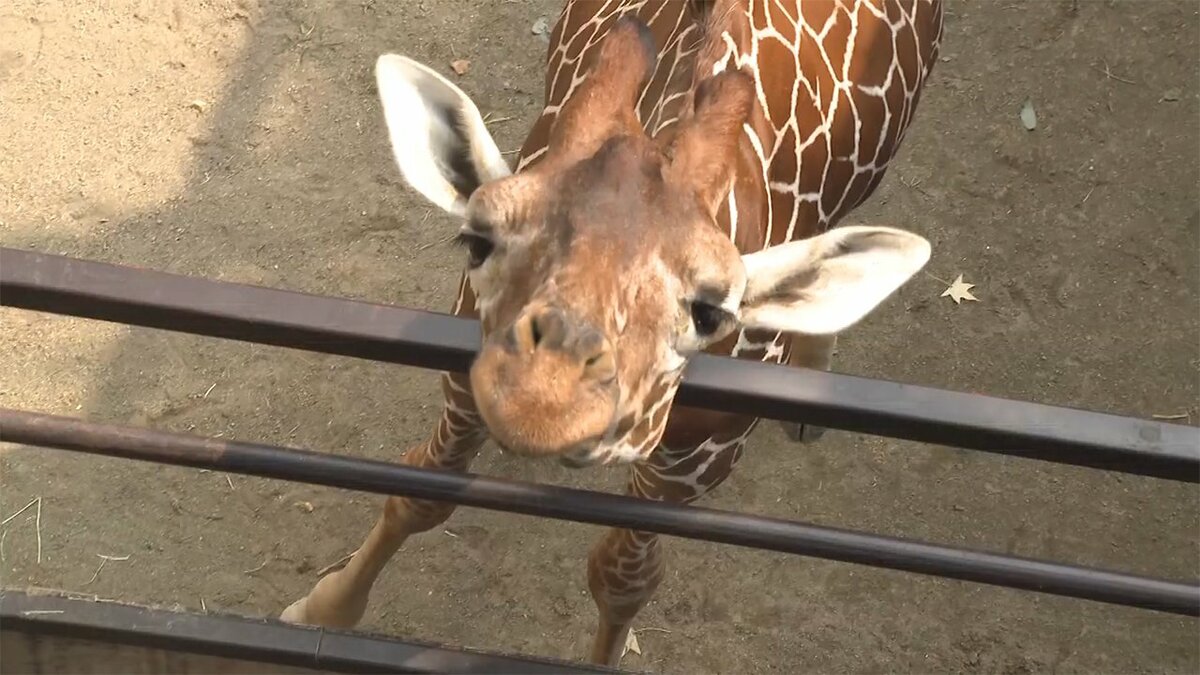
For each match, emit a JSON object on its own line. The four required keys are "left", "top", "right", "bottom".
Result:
{"left": 374, "top": 18, "right": 930, "bottom": 467}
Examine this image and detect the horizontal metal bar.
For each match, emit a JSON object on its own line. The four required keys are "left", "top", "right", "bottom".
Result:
{"left": 3, "top": 408, "right": 1197, "bottom": 617}
{"left": 2, "top": 246, "right": 1196, "bottom": 482}
{"left": 0, "top": 590, "right": 619, "bottom": 674}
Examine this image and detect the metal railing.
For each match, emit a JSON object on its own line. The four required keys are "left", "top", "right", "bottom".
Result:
{"left": 2, "top": 246, "right": 1198, "bottom": 668}
{"left": 1, "top": 589, "right": 614, "bottom": 674}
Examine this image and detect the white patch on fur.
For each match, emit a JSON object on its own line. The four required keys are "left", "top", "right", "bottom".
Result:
{"left": 712, "top": 31, "right": 738, "bottom": 75}
{"left": 738, "top": 226, "right": 931, "bottom": 335}
{"left": 375, "top": 54, "right": 511, "bottom": 216}
{"left": 726, "top": 180, "right": 739, "bottom": 243}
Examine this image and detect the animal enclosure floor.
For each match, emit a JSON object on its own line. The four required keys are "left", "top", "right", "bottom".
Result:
{"left": 1, "top": 1, "right": 1197, "bottom": 673}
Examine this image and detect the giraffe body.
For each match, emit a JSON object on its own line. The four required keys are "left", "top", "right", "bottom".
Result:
{"left": 282, "top": 1, "right": 943, "bottom": 666}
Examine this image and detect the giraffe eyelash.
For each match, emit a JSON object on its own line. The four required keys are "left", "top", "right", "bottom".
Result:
{"left": 454, "top": 231, "right": 496, "bottom": 268}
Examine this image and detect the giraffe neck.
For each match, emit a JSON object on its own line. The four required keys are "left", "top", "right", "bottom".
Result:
{"left": 519, "top": 0, "right": 942, "bottom": 251}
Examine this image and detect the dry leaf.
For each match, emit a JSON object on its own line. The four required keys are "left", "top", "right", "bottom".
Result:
{"left": 450, "top": 59, "right": 470, "bottom": 76}
{"left": 941, "top": 274, "right": 979, "bottom": 304}
{"left": 1019, "top": 100, "right": 1037, "bottom": 131}
{"left": 622, "top": 630, "right": 642, "bottom": 658}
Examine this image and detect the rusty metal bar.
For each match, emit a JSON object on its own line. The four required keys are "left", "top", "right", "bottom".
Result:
{"left": 2, "top": 246, "right": 1197, "bottom": 482}
{"left": 3, "top": 408, "right": 1197, "bottom": 617}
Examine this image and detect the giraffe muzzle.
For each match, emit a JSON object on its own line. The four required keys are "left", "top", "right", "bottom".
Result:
{"left": 469, "top": 305, "right": 619, "bottom": 459}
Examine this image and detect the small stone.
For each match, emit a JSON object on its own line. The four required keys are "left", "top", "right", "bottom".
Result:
{"left": 531, "top": 16, "right": 550, "bottom": 36}
{"left": 1161, "top": 88, "right": 1181, "bottom": 102}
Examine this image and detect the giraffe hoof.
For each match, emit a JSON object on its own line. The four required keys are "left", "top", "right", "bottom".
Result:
{"left": 280, "top": 597, "right": 311, "bottom": 625}
{"left": 781, "top": 421, "right": 827, "bottom": 444}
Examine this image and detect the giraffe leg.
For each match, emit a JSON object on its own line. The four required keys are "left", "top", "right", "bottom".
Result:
{"left": 779, "top": 333, "right": 837, "bottom": 443}
{"left": 586, "top": 438, "right": 746, "bottom": 666}
{"left": 280, "top": 373, "right": 486, "bottom": 628}
{"left": 587, "top": 527, "right": 664, "bottom": 665}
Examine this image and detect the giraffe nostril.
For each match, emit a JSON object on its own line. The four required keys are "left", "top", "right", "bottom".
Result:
{"left": 530, "top": 314, "right": 544, "bottom": 347}
{"left": 511, "top": 312, "right": 537, "bottom": 353}
{"left": 583, "top": 348, "right": 616, "bottom": 383}
{"left": 510, "top": 307, "right": 572, "bottom": 352}
{"left": 532, "top": 307, "right": 568, "bottom": 349}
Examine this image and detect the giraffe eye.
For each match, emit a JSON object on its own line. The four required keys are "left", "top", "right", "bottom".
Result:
{"left": 454, "top": 232, "right": 495, "bottom": 269}
{"left": 690, "top": 301, "right": 731, "bottom": 337}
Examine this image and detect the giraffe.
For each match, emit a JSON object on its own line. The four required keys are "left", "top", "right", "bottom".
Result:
{"left": 282, "top": 0, "right": 944, "bottom": 666}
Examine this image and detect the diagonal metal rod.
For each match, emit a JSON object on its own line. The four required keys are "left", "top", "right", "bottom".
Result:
{"left": 2, "top": 408, "right": 1197, "bottom": 617}
{"left": 2, "top": 246, "right": 1197, "bottom": 482}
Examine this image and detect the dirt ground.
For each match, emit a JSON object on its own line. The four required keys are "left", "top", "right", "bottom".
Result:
{"left": 2, "top": 0, "right": 1197, "bottom": 672}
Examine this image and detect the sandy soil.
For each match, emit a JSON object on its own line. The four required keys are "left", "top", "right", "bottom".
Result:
{"left": 2, "top": 1, "right": 1197, "bottom": 672}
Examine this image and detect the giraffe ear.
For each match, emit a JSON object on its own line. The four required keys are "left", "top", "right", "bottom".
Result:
{"left": 375, "top": 54, "right": 511, "bottom": 217}
{"left": 666, "top": 70, "right": 755, "bottom": 216}
{"left": 737, "top": 226, "right": 932, "bottom": 335}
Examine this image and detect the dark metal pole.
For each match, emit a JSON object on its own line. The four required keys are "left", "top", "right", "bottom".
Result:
{"left": 2, "top": 246, "right": 1196, "bottom": 482}
{"left": 2, "top": 408, "right": 1196, "bottom": 617}
{"left": 1, "top": 590, "right": 620, "bottom": 674}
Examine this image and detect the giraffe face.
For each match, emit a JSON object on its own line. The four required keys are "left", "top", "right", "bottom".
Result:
{"left": 459, "top": 133, "right": 752, "bottom": 466}
{"left": 373, "top": 18, "right": 931, "bottom": 467}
